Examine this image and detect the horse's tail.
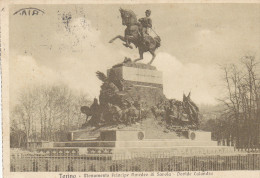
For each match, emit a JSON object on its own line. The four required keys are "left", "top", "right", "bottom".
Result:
{"left": 154, "top": 36, "right": 161, "bottom": 48}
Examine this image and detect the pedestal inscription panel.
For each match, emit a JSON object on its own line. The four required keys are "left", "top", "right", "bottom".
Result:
{"left": 108, "top": 64, "right": 163, "bottom": 88}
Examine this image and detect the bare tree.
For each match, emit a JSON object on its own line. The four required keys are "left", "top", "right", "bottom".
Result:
{"left": 218, "top": 55, "right": 260, "bottom": 148}
{"left": 10, "top": 84, "right": 91, "bottom": 147}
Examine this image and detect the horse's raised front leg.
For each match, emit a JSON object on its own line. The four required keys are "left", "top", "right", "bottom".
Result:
{"left": 109, "top": 35, "right": 125, "bottom": 43}
{"left": 124, "top": 36, "right": 133, "bottom": 49}
{"left": 148, "top": 50, "right": 156, "bottom": 65}
{"left": 109, "top": 35, "right": 133, "bottom": 49}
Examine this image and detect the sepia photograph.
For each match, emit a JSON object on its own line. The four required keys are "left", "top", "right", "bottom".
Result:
{"left": 1, "top": 1, "right": 260, "bottom": 177}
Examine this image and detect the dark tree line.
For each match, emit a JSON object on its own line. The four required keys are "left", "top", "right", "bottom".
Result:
{"left": 10, "top": 84, "right": 91, "bottom": 148}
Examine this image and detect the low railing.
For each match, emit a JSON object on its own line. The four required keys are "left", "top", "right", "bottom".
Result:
{"left": 10, "top": 152, "right": 260, "bottom": 172}
{"left": 234, "top": 147, "right": 260, "bottom": 153}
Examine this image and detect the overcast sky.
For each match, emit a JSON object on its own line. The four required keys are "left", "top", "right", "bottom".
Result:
{"left": 9, "top": 4, "right": 260, "bottom": 106}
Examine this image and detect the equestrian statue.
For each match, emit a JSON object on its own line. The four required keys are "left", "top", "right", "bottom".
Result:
{"left": 109, "top": 8, "right": 161, "bottom": 65}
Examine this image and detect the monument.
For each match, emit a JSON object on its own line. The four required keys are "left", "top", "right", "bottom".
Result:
{"left": 35, "top": 8, "right": 235, "bottom": 157}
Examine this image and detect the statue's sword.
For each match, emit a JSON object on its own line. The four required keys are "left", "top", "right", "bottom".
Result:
{"left": 150, "top": 28, "right": 159, "bottom": 37}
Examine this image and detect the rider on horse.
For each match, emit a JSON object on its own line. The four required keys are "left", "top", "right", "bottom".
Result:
{"left": 138, "top": 10, "right": 152, "bottom": 41}
{"left": 109, "top": 8, "right": 161, "bottom": 65}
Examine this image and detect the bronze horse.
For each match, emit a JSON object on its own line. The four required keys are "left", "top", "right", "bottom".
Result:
{"left": 109, "top": 8, "right": 161, "bottom": 65}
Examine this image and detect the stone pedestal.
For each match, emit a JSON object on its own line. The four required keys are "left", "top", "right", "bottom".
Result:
{"left": 36, "top": 62, "right": 237, "bottom": 158}
{"left": 38, "top": 129, "right": 237, "bottom": 157}
{"left": 107, "top": 62, "right": 166, "bottom": 106}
